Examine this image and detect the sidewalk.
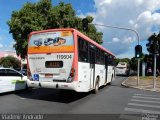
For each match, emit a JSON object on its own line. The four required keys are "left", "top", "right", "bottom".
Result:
{"left": 122, "top": 76, "right": 160, "bottom": 92}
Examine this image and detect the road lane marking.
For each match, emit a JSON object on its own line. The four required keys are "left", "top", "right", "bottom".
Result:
{"left": 132, "top": 96, "right": 160, "bottom": 100}
{"left": 131, "top": 99, "right": 160, "bottom": 104}
{"left": 128, "top": 103, "right": 160, "bottom": 109}
{"left": 134, "top": 94, "right": 159, "bottom": 97}
{"left": 125, "top": 107, "right": 160, "bottom": 114}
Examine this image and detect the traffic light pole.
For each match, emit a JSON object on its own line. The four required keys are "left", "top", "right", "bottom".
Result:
{"left": 153, "top": 54, "right": 156, "bottom": 89}
{"left": 137, "top": 59, "right": 140, "bottom": 86}
{"left": 91, "top": 23, "right": 140, "bottom": 86}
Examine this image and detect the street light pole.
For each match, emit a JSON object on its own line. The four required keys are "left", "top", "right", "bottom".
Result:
{"left": 91, "top": 23, "right": 140, "bottom": 85}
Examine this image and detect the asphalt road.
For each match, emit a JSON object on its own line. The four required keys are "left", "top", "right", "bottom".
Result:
{"left": 0, "top": 76, "right": 160, "bottom": 120}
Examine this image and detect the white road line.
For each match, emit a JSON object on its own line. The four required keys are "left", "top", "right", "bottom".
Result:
{"left": 131, "top": 99, "right": 160, "bottom": 104}
{"left": 128, "top": 103, "right": 160, "bottom": 109}
{"left": 120, "top": 114, "right": 141, "bottom": 120}
{"left": 132, "top": 96, "right": 160, "bottom": 100}
{"left": 125, "top": 107, "right": 160, "bottom": 114}
{"left": 134, "top": 94, "right": 159, "bottom": 97}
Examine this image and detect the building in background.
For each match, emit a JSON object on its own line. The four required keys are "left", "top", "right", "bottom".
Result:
{"left": 0, "top": 51, "right": 27, "bottom": 69}
{"left": 0, "top": 51, "right": 20, "bottom": 59}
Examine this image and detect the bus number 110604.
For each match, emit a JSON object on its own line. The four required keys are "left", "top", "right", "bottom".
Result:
{"left": 57, "top": 55, "right": 72, "bottom": 59}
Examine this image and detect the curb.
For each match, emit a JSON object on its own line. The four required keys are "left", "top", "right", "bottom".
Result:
{"left": 121, "top": 77, "right": 160, "bottom": 92}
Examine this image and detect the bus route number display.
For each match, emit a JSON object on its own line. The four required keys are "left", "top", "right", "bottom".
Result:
{"left": 45, "top": 61, "right": 63, "bottom": 68}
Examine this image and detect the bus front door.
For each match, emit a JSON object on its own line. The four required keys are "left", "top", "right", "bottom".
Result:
{"left": 89, "top": 46, "right": 95, "bottom": 89}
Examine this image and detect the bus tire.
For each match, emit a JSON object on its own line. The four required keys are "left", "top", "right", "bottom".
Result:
{"left": 94, "top": 77, "right": 99, "bottom": 94}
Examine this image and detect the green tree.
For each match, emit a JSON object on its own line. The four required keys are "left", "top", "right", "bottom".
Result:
{"left": 129, "top": 57, "right": 137, "bottom": 71}
{"left": 8, "top": 0, "right": 103, "bottom": 58}
{"left": 0, "top": 56, "right": 21, "bottom": 68}
{"left": 146, "top": 33, "right": 160, "bottom": 54}
{"left": 145, "top": 33, "right": 160, "bottom": 72}
{"left": 115, "top": 58, "right": 130, "bottom": 65}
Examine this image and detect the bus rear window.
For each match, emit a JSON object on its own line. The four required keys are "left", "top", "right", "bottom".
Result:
{"left": 29, "top": 31, "right": 73, "bottom": 47}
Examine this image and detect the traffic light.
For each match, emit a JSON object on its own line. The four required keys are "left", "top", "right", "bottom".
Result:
{"left": 82, "top": 18, "right": 88, "bottom": 31}
{"left": 146, "top": 42, "right": 159, "bottom": 54}
{"left": 135, "top": 45, "right": 142, "bottom": 58}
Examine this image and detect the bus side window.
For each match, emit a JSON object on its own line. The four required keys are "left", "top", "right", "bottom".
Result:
{"left": 108, "top": 55, "right": 114, "bottom": 66}
{"left": 104, "top": 53, "right": 109, "bottom": 68}
{"left": 88, "top": 44, "right": 96, "bottom": 64}
{"left": 96, "top": 48, "right": 100, "bottom": 64}
{"left": 78, "top": 37, "right": 89, "bottom": 62}
{"left": 100, "top": 50, "right": 105, "bottom": 65}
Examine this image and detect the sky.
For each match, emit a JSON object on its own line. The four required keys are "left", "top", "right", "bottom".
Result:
{"left": 0, "top": 0, "right": 160, "bottom": 58}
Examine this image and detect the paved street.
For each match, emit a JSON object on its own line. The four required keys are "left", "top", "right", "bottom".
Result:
{"left": 0, "top": 76, "right": 160, "bottom": 119}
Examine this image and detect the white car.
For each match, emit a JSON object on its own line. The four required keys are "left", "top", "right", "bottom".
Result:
{"left": 116, "top": 62, "right": 130, "bottom": 76}
{"left": 0, "top": 68, "right": 28, "bottom": 93}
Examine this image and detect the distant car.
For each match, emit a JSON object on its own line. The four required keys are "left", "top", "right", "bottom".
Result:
{"left": 0, "top": 68, "right": 28, "bottom": 93}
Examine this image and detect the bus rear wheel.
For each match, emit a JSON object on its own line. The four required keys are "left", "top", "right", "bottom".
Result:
{"left": 94, "top": 77, "right": 99, "bottom": 94}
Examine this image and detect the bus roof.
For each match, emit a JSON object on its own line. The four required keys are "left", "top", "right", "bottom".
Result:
{"left": 29, "top": 28, "right": 115, "bottom": 57}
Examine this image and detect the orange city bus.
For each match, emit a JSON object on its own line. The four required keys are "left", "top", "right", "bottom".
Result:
{"left": 27, "top": 28, "right": 116, "bottom": 93}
